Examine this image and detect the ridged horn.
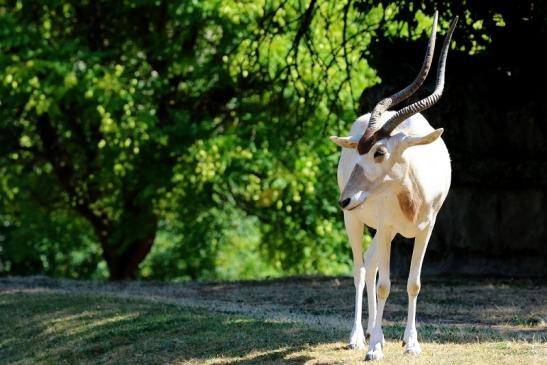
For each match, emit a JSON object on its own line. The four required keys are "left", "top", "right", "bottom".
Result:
{"left": 358, "top": 11, "right": 439, "bottom": 154}
{"left": 380, "top": 16, "right": 459, "bottom": 136}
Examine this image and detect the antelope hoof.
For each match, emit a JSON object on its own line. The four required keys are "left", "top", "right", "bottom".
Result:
{"left": 347, "top": 341, "right": 366, "bottom": 350}
{"left": 365, "top": 350, "right": 384, "bottom": 361}
{"left": 348, "top": 325, "right": 366, "bottom": 350}
{"left": 404, "top": 342, "right": 422, "bottom": 356}
{"left": 365, "top": 338, "right": 384, "bottom": 361}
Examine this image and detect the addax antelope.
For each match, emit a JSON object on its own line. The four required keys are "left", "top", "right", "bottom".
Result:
{"left": 330, "top": 12, "right": 458, "bottom": 360}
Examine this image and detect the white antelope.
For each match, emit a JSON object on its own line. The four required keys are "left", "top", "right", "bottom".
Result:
{"left": 330, "top": 13, "right": 458, "bottom": 360}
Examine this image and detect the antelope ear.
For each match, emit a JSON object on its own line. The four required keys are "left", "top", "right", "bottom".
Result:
{"left": 400, "top": 128, "right": 444, "bottom": 149}
{"left": 329, "top": 135, "right": 360, "bottom": 149}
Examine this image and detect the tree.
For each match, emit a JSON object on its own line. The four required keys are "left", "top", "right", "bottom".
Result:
{"left": 0, "top": 1, "right": 248, "bottom": 279}
{"left": 0, "top": 0, "right": 375, "bottom": 279}
{"left": 4, "top": 0, "right": 537, "bottom": 280}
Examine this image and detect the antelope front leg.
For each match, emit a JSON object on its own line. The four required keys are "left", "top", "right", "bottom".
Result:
{"left": 364, "top": 234, "right": 379, "bottom": 339}
{"left": 365, "top": 228, "right": 394, "bottom": 361}
{"left": 403, "top": 225, "right": 434, "bottom": 356}
{"left": 344, "top": 212, "right": 366, "bottom": 350}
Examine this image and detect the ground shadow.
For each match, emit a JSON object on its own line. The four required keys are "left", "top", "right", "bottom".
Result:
{"left": 0, "top": 291, "right": 338, "bottom": 364}
{"left": 1, "top": 276, "right": 545, "bottom": 364}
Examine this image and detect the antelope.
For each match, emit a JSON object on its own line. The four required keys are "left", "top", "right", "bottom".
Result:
{"left": 330, "top": 13, "right": 458, "bottom": 360}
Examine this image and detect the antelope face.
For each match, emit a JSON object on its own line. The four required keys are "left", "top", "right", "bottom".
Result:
{"left": 331, "top": 129, "right": 443, "bottom": 210}
{"left": 329, "top": 9, "right": 457, "bottom": 211}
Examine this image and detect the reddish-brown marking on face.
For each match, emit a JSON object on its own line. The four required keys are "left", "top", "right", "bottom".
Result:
{"left": 397, "top": 188, "right": 421, "bottom": 223}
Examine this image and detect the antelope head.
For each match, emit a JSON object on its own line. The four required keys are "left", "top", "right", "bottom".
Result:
{"left": 331, "top": 12, "right": 458, "bottom": 210}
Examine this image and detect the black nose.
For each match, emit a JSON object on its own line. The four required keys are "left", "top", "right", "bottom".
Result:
{"left": 339, "top": 198, "right": 351, "bottom": 209}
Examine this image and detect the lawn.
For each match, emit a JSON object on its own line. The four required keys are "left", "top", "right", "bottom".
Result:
{"left": 0, "top": 276, "right": 545, "bottom": 364}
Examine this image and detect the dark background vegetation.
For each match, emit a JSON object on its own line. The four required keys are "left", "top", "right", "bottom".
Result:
{"left": 0, "top": 0, "right": 545, "bottom": 280}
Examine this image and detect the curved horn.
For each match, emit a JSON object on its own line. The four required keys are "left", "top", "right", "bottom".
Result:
{"left": 364, "top": 11, "right": 439, "bottom": 133}
{"left": 380, "top": 16, "right": 459, "bottom": 135}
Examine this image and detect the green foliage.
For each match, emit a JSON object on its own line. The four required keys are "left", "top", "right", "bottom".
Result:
{"left": 1, "top": 0, "right": 516, "bottom": 279}
{"left": 0, "top": 1, "right": 390, "bottom": 279}
{"left": 0, "top": 0, "right": 382, "bottom": 280}
{"left": 0, "top": 209, "right": 105, "bottom": 279}
{"left": 0, "top": 152, "right": 106, "bottom": 278}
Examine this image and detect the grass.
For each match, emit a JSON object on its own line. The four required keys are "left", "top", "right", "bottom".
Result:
{"left": 0, "top": 276, "right": 546, "bottom": 364}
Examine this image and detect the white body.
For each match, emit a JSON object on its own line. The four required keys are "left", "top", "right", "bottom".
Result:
{"left": 334, "top": 111, "right": 451, "bottom": 359}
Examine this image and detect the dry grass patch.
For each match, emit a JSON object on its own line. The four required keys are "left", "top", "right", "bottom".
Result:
{"left": 0, "top": 276, "right": 545, "bottom": 364}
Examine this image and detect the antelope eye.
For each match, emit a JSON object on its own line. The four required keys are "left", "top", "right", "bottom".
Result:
{"left": 374, "top": 148, "right": 386, "bottom": 158}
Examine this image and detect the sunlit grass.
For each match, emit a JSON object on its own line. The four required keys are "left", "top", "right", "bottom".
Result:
{"left": 0, "top": 291, "right": 334, "bottom": 364}
{"left": 0, "top": 277, "right": 545, "bottom": 364}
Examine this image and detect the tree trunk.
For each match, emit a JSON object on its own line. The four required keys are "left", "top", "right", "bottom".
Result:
{"left": 104, "top": 234, "right": 156, "bottom": 280}
{"left": 100, "top": 215, "right": 158, "bottom": 280}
